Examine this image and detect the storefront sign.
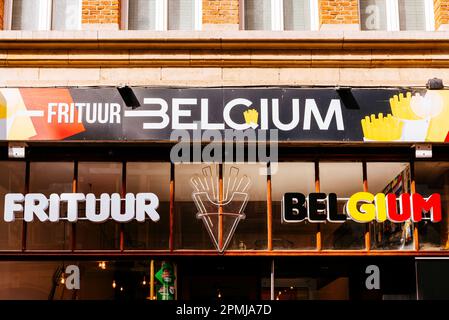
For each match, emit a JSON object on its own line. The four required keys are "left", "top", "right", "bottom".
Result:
{"left": 3, "top": 193, "right": 160, "bottom": 223}
{"left": 1, "top": 87, "right": 449, "bottom": 142}
{"left": 283, "top": 192, "right": 441, "bottom": 223}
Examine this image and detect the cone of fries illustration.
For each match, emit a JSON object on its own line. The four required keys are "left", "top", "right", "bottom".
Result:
{"left": 361, "top": 91, "right": 448, "bottom": 142}
{"left": 190, "top": 165, "right": 250, "bottom": 252}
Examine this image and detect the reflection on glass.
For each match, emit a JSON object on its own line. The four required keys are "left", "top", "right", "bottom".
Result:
{"left": 0, "top": 162, "right": 25, "bottom": 250}
{"left": 0, "top": 260, "right": 174, "bottom": 300}
{"left": 283, "top": 0, "right": 311, "bottom": 30}
{"left": 272, "top": 163, "right": 316, "bottom": 250}
{"left": 174, "top": 163, "right": 214, "bottom": 250}
{"left": 320, "top": 162, "right": 365, "bottom": 250}
{"left": 415, "top": 162, "right": 449, "bottom": 250}
{"left": 368, "top": 162, "right": 413, "bottom": 250}
{"left": 360, "top": 0, "right": 387, "bottom": 30}
{"left": 77, "top": 162, "right": 121, "bottom": 250}
{"left": 125, "top": 163, "right": 170, "bottom": 250}
{"left": 28, "top": 162, "right": 72, "bottom": 250}
{"left": 398, "top": 0, "right": 426, "bottom": 31}
{"left": 225, "top": 163, "right": 267, "bottom": 250}
{"left": 244, "top": 0, "right": 272, "bottom": 30}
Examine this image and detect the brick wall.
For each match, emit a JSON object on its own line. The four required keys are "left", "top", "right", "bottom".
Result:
{"left": 319, "top": 0, "right": 359, "bottom": 25}
{"left": 82, "top": 0, "right": 120, "bottom": 25}
{"left": 435, "top": 0, "right": 449, "bottom": 30}
{"left": 203, "top": 0, "right": 239, "bottom": 25}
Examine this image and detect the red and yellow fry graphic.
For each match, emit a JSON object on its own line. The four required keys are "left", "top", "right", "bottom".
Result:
{"left": 19, "top": 88, "right": 85, "bottom": 140}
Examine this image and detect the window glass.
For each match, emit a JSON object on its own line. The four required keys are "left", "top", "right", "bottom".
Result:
{"left": 168, "top": 0, "right": 195, "bottom": 30}
{"left": 27, "top": 162, "right": 73, "bottom": 250}
{"left": 11, "top": 0, "right": 42, "bottom": 30}
{"left": 224, "top": 163, "right": 267, "bottom": 250}
{"left": 283, "top": 0, "right": 311, "bottom": 30}
{"left": 128, "top": 0, "right": 156, "bottom": 30}
{"left": 368, "top": 162, "right": 413, "bottom": 250}
{"left": 319, "top": 162, "right": 365, "bottom": 250}
{"left": 0, "top": 260, "right": 174, "bottom": 300}
{"left": 272, "top": 163, "right": 316, "bottom": 250}
{"left": 52, "top": 0, "right": 81, "bottom": 30}
{"left": 244, "top": 0, "right": 272, "bottom": 30}
{"left": 0, "top": 162, "right": 25, "bottom": 250}
{"left": 360, "top": 0, "right": 388, "bottom": 30}
{"left": 125, "top": 163, "right": 170, "bottom": 250}
{"left": 398, "top": 0, "right": 426, "bottom": 30}
{"left": 415, "top": 162, "right": 449, "bottom": 250}
{"left": 77, "top": 162, "right": 122, "bottom": 250}
{"left": 174, "top": 163, "right": 215, "bottom": 250}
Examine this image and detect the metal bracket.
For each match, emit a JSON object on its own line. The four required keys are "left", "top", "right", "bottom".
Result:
{"left": 8, "top": 142, "right": 27, "bottom": 159}
{"left": 415, "top": 144, "right": 432, "bottom": 159}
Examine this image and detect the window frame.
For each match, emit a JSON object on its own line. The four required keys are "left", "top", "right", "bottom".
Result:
{"left": 121, "top": 0, "right": 202, "bottom": 31}
{"left": 240, "top": 0, "right": 320, "bottom": 31}
{"left": 359, "top": 0, "right": 435, "bottom": 31}
{"left": 3, "top": 0, "right": 82, "bottom": 31}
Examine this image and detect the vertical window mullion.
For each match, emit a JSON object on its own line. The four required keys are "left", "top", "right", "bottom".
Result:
{"left": 119, "top": 161, "right": 126, "bottom": 252}
{"left": 271, "top": 0, "right": 282, "bottom": 30}
{"left": 21, "top": 160, "right": 30, "bottom": 252}
{"left": 155, "top": 0, "right": 167, "bottom": 31}
{"left": 71, "top": 161, "right": 78, "bottom": 251}
{"left": 4, "top": 0, "right": 13, "bottom": 30}
{"left": 315, "top": 161, "right": 322, "bottom": 251}
{"left": 169, "top": 162, "right": 175, "bottom": 252}
{"left": 310, "top": 0, "right": 319, "bottom": 31}
{"left": 121, "top": 0, "right": 129, "bottom": 30}
{"left": 410, "top": 160, "right": 420, "bottom": 251}
{"left": 386, "top": 0, "right": 400, "bottom": 31}
{"left": 267, "top": 163, "right": 273, "bottom": 251}
{"left": 39, "top": 0, "right": 52, "bottom": 30}
{"left": 194, "top": 0, "right": 202, "bottom": 30}
{"left": 424, "top": 0, "right": 435, "bottom": 31}
{"left": 362, "top": 162, "right": 371, "bottom": 251}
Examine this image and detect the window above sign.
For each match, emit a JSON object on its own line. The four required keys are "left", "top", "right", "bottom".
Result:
{"left": 3, "top": 0, "right": 82, "bottom": 31}
{"left": 242, "top": 0, "right": 319, "bottom": 31}
{"left": 121, "top": 0, "right": 202, "bottom": 31}
{"left": 359, "top": 0, "right": 435, "bottom": 31}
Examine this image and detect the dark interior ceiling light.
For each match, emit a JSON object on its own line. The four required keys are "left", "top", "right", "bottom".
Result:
{"left": 336, "top": 86, "right": 360, "bottom": 110}
{"left": 426, "top": 78, "right": 444, "bottom": 90}
{"left": 117, "top": 85, "right": 141, "bottom": 109}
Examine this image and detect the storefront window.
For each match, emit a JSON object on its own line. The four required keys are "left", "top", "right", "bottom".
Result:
{"left": 0, "top": 260, "right": 174, "bottom": 300}
{"left": 415, "top": 162, "right": 449, "bottom": 250}
{"left": 77, "top": 162, "right": 121, "bottom": 250}
{"left": 174, "top": 163, "right": 214, "bottom": 250}
{"left": 368, "top": 162, "right": 413, "bottom": 250}
{"left": 320, "top": 162, "right": 365, "bottom": 250}
{"left": 0, "top": 161, "right": 25, "bottom": 250}
{"left": 27, "top": 162, "right": 72, "bottom": 250}
{"left": 125, "top": 162, "right": 170, "bottom": 250}
{"left": 272, "top": 162, "right": 316, "bottom": 250}
{"left": 225, "top": 163, "right": 267, "bottom": 250}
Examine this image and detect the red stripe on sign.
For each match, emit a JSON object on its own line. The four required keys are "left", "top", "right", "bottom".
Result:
{"left": 19, "top": 88, "right": 85, "bottom": 140}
